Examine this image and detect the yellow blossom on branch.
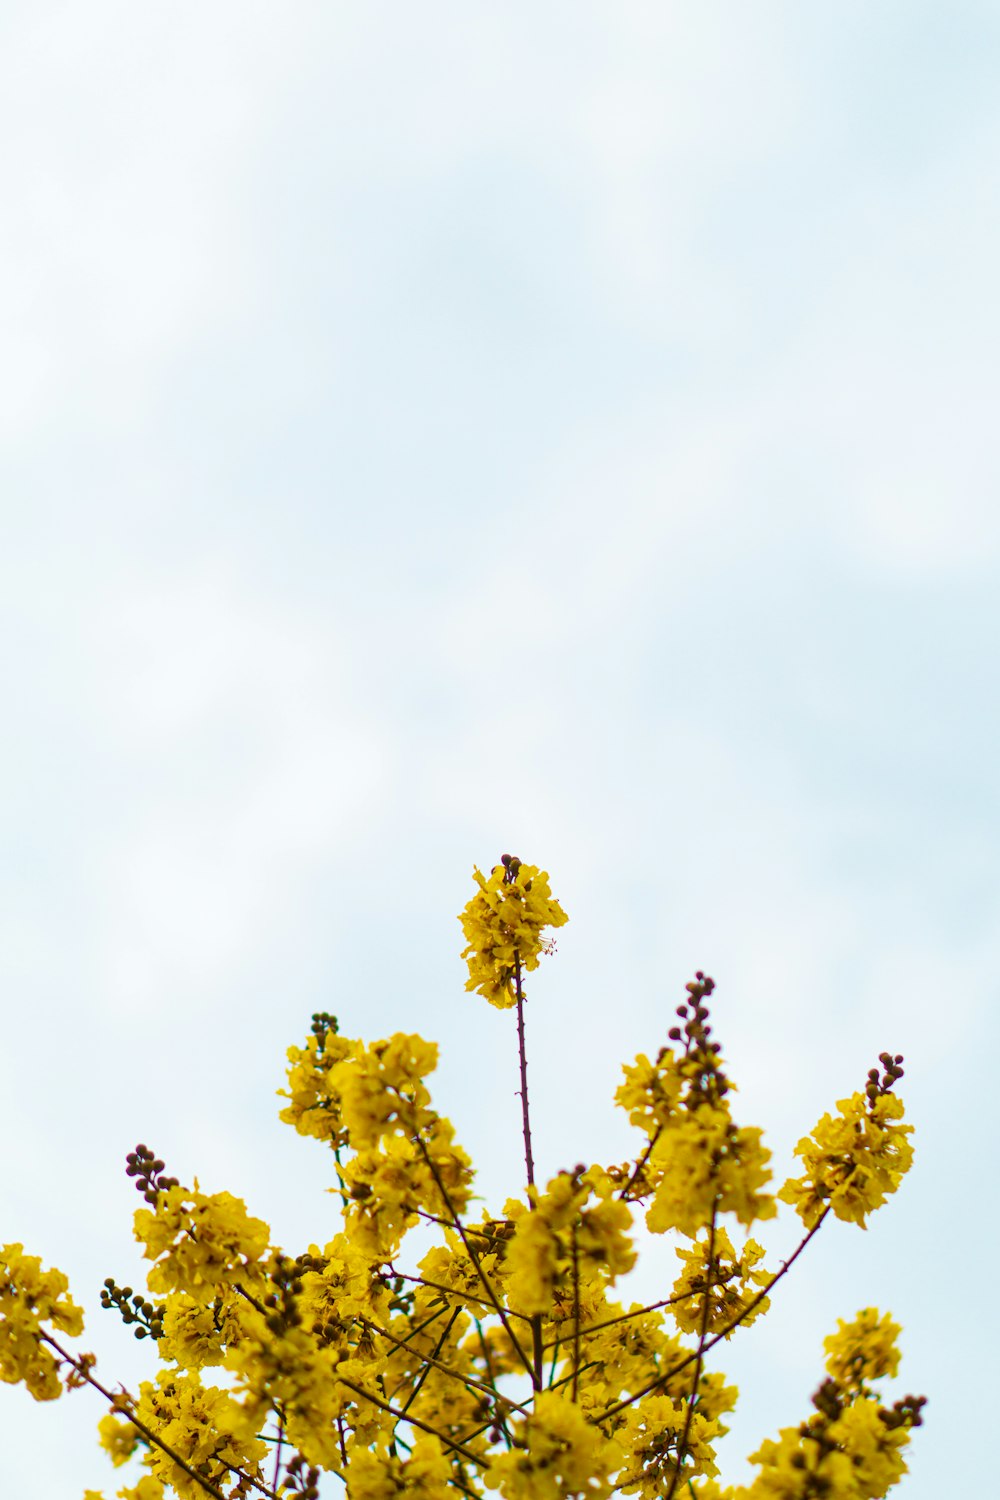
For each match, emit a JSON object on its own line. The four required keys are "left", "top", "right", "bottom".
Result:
{"left": 133, "top": 1185, "right": 271, "bottom": 1303}
{"left": 779, "top": 1084, "right": 914, "bottom": 1229}
{"left": 824, "top": 1308, "right": 903, "bottom": 1390}
{"left": 670, "top": 1228, "right": 771, "bottom": 1337}
{"left": 459, "top": 856, "right": 568, "bottom": 1008}
{"left": 97, "top": 1410, "right": 141, "bottom": 1466}
{"left": 502, "top": 1168, "right": 636, "bottom": 1320}
{"left": 485, "top": 1390, "right": 623, "bottom": 1500}
{"left": 131, "top": 1368, "right": 268, "bottom": 1500}
{"left": 0, "top": 1243, "right": 84, "bottom": 1401}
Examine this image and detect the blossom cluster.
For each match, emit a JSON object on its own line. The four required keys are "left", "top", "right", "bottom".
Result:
{"left": 1, "top": 855, "right": 923, "bottom": 1500}
{"left": 0, "top": 1243, "right": 84, "bottom": 1400}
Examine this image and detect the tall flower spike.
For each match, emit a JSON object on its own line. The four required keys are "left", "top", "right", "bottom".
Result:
{"left": 459, "top": 855, "right": 568, "bottom": 1009}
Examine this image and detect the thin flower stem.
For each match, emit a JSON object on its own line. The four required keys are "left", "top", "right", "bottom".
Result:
{"left": 218, "top": 1458, "right": 282, "bottom": 1500}
{"left": 411, "top": 1131, "right": 536, "bottom": 1383}
{"left": 382, "top": 1304, "right": 450, "bottom": 1365}
{"left": 618, "top": 1126, "right": 663, "bottom": 1200}
{"left": 664, "top": 1208, "right": 717, "bottom": 1500}
{"left": 475, "top": 1318, "right": 515, "bottom": 1448}
{"left": 387, "top": 1305, "right": 515, "bottom": 1420}
{"left": 531, "top": 1317, "right": 544, "bottom": 1393}
{"left": 549, "top": 1357, "right": 600, "bottom": 1396}
{"left": 390, "top": 1308, "right": 461, "bottom": 1457}
{"left": 385, "top": 1269, "right": 533, "bottom": 1325}
{"left": 416, "top": 1209, "right": 496, "bottom": 1237}
{"left": 271, "top": 1412, "right": 284, "bottom": 1494}
{"left": 598, "top": 1208, "right": 831, "bottom": 1423}
{"left": 336, "top": 1373, "right": 488, "bottom": 1469}
{"left": 571, "top": 1227, "right": 582, "bottom": 1404}
{"left": 540, "top": 1288, "right": 704, "bottom": 1352}
{"left": 514, "top": 955, "right": 535, "bottom": 1192}
{"left": 41, "top": 1335, "right": 232, "bottom": 1500}
{"left": 513, "top": 953, "right": 545, "bottom": 1391}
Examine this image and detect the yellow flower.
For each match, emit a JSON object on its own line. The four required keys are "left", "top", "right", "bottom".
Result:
{"left": 134, "top": 1368, "right": 267, "bottom": 1498}
{"left": 615, "top": 1053, "right": 684, "bottom": 1136}
{"left": 328, "top": 1032, "right": 440, "bottom": 1149}
{"left": 116, "top": 1481, "right": 164, "bottom": 1500}
{"left": 645, "top": 1110, "right": 775, "bottom": 1237}
{"left": 831, "top": 1394, "right": 913, "bottom": 1498}
{"left": 133, "top": 1185, "right": 271, "bottom": 1302}
{"left": 460, "top": 857, "right": 568, "bottom": 1009}
{"left": 279, "top": 1027, "right": 358, "bottom": 1146}
{"left": 824, "top": 1308, "right": 902, "bottom": 1389}
{"left": 347, "top": 1437, "right": 453, "bottom": 1500}
{"left": 486, "top": 1390, "right": 622, "bottom": 1500}
{"left": 98, "top": 1411, "right": 140, "bottom": 1466}
{"left": 744, "top": 1424, "right": 857, "bottom": 1499}
{"left": 670, "top": 1227, "right": 771, "bottom": 1336}
{"left": 779, "top": 1092, "right": 914, "bottom": 1229}
{"left": 0, "top": 1243, "right": 84, "bottom": 1401}
{"left": 504, "top": 1169, "right": 636, "bottom": 1320}
{"left": 615, "top": 1394, "right": 722, "bottom": 1496}
{"left": 157, "top": 1290, "right": 252, "bottom": 1370}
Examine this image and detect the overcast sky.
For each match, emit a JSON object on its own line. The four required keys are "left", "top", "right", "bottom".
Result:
{"left": 3, "top": 4, "right": 998, "bottom": 1496}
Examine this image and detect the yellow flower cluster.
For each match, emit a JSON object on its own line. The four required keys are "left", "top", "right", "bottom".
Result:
{"left": 779, "top": 1091, "right": 914, "bottom": 1228}
{"left": 97, "top": 1410, "right": 140, "bottom": 1465}
{"left": 133, "top": 1186, "right": 271, "bottom": 1301}
{"left": 330, "top": 1035, "right": 475, "bottom": 1260}
{"left": 460, "top": 856, "right": 568, "bottom": 1008}
{"left": 0, "top": 1243, "right": 84, "bottom": 1400}
{"left": 132, "top": 1369, "right": 267, "bottom": 1500}
{"left": 737, "top": 1392, "right": 918, "bottom": 1500}
{"left": 616, "top": 979, "right": 776, "bottom": 1237}
{"left": 721, "top": 1310, "right": 923, "bottom": 1500}
{"left": 485, "top": 1391, "right": 623, "bottom": 1500}
{"left": 349, "top": 1437, "right": 454, "bottom": 1500}
{"left": 615, "top": 1393, "right": 724, "bottom": 1498}
{"left": 279, "top": 1016, "right": 355, "bottom": 1146}
{"left": 670, "top": 1228, "right": 771, "bottom": 1337}
{"left": 643, "top": 1112, "right": 776, "bottom": 1238}
{"left": 330, "top": 1032, "right": 440, "bottom": 1148}
{"left": 824, "top": 1308, "right": 903, "bottom": 1389}
{"left": 502, "top": 1168, "right": 636, "bottom": 1319}
{"left": 156, "top": 1289, "right": 248, "bottom": 1370}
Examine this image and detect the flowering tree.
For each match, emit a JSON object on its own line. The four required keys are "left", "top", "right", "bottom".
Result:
{"left": 1, "top": 855, "right": 924, "bottom": 1500}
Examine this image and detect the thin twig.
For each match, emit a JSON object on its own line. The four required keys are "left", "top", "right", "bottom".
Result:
{"left": 271, "top": 1411, "right": 284, "bottom": 1494}
{"left": 335, "top": 1373, "right": 488, "bottom": 1469}
{"left": 382, "top": 1304, "right": 450, "bottom": 1368}
{"left": 513, "top": 953, "right": 544, "bottom": 1390}
{"left": 367, "top": 1311, "right": 528, "bottom": 1417}
{"left": 475, "top": 1317, "right": 514, "bottom": 1448}
{"left": 597, "top": 1209, "right": 831, "bottom": 1423}
{"left": 547, "top": 1332, "right": 562, "bottom": 1388}
{"left": 397, "top": 1308, "right": 461, "bottom": 1415}
{"left": 664, "top": 1209, "right": 716, "bottom": 1500}
{"left": 540, "top": 1288, "right": 701, "bottom": 1351}
{"left": 571, "top": 1227, "right": 581, "bottom": 1403}
{"left": 514, "top": 955, "right": 535, "bottom": 1192}
{"left": 41, "top": 1335, "right": 231, "bottom": 1500}
{"left": 411, "top": 1130, "right": 535, "bottom": 1382}
{"left": 386, "top": 1269, "right": 533, "bottom": 1325}
{"left": 618, "top": 1125, "right": 663, "bottom": 1200}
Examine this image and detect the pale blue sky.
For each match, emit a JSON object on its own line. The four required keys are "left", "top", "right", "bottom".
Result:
{"left": 3, "top": 4, "right": 998, "bottom": 1495}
